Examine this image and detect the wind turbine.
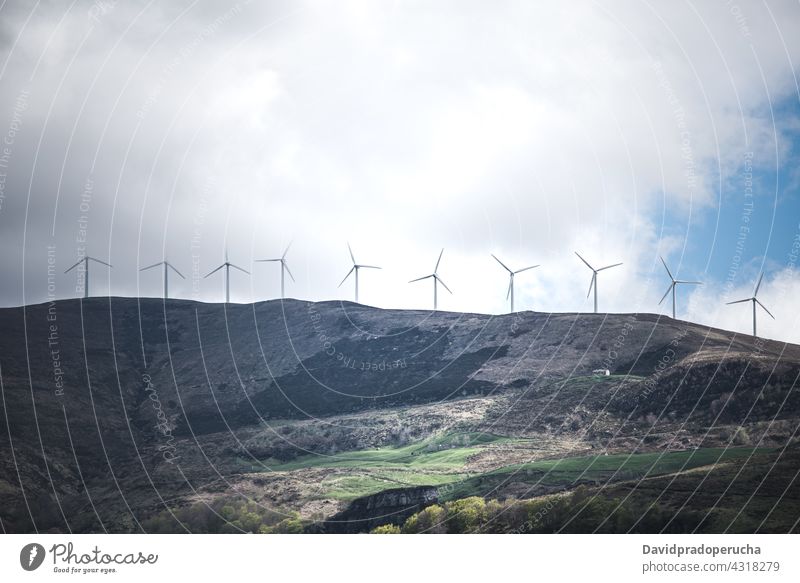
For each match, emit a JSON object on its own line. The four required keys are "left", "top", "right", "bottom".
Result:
{"left": 410, "top": 248, "right": 452, "bottom": 310}
{"left": 64, "top": 256, "right": 112, "bottom": 298}
{"left": 256, "top": 243, "right": 294, "bottom": 298}
{"left": 204, "top": 250, "right": 249, "bottom": 303}
{"left": 140, "top": 259, "right": 185, "bottom": 299}
{"left": 338, "top": 243, "right": 380, "bottom": 303}
{"left": 726, "top": 272, "right": 774, "bottom": 337}
{"left": 658, "top": 256, "right": 702, "bottom": 319}
{"left": 491, "top": 254, "right": 539, "bottom": 313}
{"left": 575, "top": 252, "right": 622, "bottom": 314}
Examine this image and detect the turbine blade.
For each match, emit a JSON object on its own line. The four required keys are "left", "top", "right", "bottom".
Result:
{"left": 347, "top": 242, "right": 355, "bottom": 264}
{"left": 88, "top": 257, "right": 112, "bottom": 268}
{"left": 167, "top": 263, "right": 186, "bottom": 279}
{"left": 435, "top": 248, "right": 444, "bottom": 272}
{"left": 506, "top": 278, "right": 512, "bottom": 300}
{"left": 255, "top": 258, "right": 280, "bottom": 263}
{"left": 282, "top": 241, "right": 293, "bottom": 260}
{"left": 64, "top": 259, "right": 83, "bottom": 273}
{"left": 230, "top": 264, "right": 250, "bottom": 275}
{"left": 409, "top": 275, "right": 433, "bottom": 283}
{"left": 514, "top": 264, "right": 539, "bottom": 274}
{"left": 338, "top": 266, "right": 355, "bottom": 287}
{"left": 756, "top": 299, "right": 775, "bottom": 319}
{"left": 204, "top": 264, "right": 225, "bottom": 278}
{"left": 359, "top": 265, "right": 381, "bottom": 270}
{"left": 491, "top": 254, "right": 512, "bottom": 273}
{"left": 660, "top": 256, "right": 673, "bottom": 281}
{"left": 676, "top": 280, "right": 702, "bottom": 285}
{"left": 658, "top": 284, "right": 673, "bottom": 305}
{"left": 436, "top": 275, "right": 453, "bottom": 294}
{"left": 575, "top": 251, "right": 593, "bottom": 270}
{"left": 139, "top": 261, "right": 163, "bottom": 272}
{"left": 283, "top": 262, "right": 295, "bottom": 282}
{"left": 754, "top": 272, "right": 764, "bottom": 296}
{"left": 726, "top": 298, "right": 750, "bottom": 305}
{"left": 587, "top": 273, "right": 595, "bottom": 298}
{"left": 597, "top": 262, "right": 622, "bottom": 271}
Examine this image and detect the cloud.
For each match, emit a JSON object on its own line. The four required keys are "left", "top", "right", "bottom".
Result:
{"left": 687, "top": 262, "right": 800, "bottom": 344}
{"left": 0, "top": 0, "right": 798, "bottom": 342}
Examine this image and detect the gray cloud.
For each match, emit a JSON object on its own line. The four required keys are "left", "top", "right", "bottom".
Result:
{"left": 0, "top": 0, "right": 798, "bottom": 340}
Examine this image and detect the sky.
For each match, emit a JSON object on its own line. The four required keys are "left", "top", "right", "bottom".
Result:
{"left": 0, "top": 0, "right": 799, "bottom": 342}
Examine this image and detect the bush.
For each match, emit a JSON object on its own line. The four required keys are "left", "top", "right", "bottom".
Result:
{"left": 395, "top": 487, "right": 708, "bottom": 534}
{"left": 445, "top": 497, "right": 486, "bottom": 533}
{"left": 402, "top": 504, "right": 447, "bottom": 533}
{"left": 142, "top": 498, "right": 302, "bottom": 534}
{"left": 371, "top": 524, "right": 401, "bottom": 534}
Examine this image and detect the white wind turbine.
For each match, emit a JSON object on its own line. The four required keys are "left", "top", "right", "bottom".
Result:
{"left": 726, "top": 272, "right": 774, "bottom": 337}
{"left": 256, "top": 243, "right": 294, "bottom": 299}
{"left": 338, "top": 243, "right": 380, "bottom": 303}
{"left": 491, "top": 254, "right": 539, "bottom": 313}
{"left": 575, "top": 252, "right": 622, "bottom": 314}
{"left": 140, "top": 259, "right": 185, "bottom": 299}
{"left": 64, "top": 256, "right": 112, "bottom": 299}
{"left": 658, "top": 256, "right": 702, "bottom": 319}
{"left": 410, "top": 249, "right": 452, "bottom": 310}
{"left": 204, "top": 250, "right": 249, "bottom": 303}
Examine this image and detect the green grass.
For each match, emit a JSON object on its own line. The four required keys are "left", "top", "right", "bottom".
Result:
{"left": 442, "top": 447, "right": 768, "bottom": 500}
{"left": 237, "top": 432, "right": 509, "bottom": 500}
{"left": 320, "top": 471, "right": 471, "bottom": 501}
{"left": 243, "top": 430, "right": 768, "bottom": 503}
{"left": 499, "top": 446, "right": 762, "bottom": 478}
{"left": 252, "top": 432, "right": 514, "bottom": 473}
{"left": 320, "top": 475, "right": 408, "bottom": 500}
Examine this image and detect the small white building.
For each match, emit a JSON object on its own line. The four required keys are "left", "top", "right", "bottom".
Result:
{"left": 592, "top": 368, "right": 611, "bottom": 377}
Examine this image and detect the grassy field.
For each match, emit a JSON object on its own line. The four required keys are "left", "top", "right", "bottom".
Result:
{"left": 443, "top": 447, "right": 767, "bottom": 500}
{"left": 250, "top": 432, "right": 516, "bottom": 473}
{"left": 236, "top": 432, "right": 508, "bottom": 500}
{"left": 495, "top": 446, "right": 760, "bottom": 476}
{"left": 241, "top": 431, "right": 767, "bottom": 502}
{"left": 600, "top": 446, "right": 800, "bottom": 533}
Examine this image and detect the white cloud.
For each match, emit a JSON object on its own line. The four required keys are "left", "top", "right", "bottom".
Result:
{"left": 0, "top": 0, "right": 798, "bottom": 342}
{"left": 687, "top": 266, "right": 800, "bottom": 344}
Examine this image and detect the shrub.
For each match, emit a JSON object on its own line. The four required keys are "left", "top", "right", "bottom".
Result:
{"left": 371, "top": 524, "right": 401, "bottom": 534}
{"left": 445, "top": 497, "right": 486, "bottom": 533}
{"left": 402, "top": 504, "right": 447, "bottom": 533}
{"left": 142, "top": 498, "right": 301, "bottom": 533}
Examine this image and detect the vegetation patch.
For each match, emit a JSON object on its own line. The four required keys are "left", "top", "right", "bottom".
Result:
{"left": 438, "top": 447, "right": 767, "bottom": 500}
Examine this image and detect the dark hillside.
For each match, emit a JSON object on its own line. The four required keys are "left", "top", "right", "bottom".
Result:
{"left": 1, "top": 297, "right": 798, "bottom": 533}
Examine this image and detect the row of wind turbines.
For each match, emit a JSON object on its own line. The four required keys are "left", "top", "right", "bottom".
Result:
{"left": 64, "top": 245, "right": 775, "bottom": 336}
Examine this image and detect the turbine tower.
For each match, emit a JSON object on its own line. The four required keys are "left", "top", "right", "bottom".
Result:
{"left": 256, "top": 243, "right": 294, "bottom": 298}
{"left": 64, "top": 256, "right": 112, "bottom": 299}
{"left": 205, "top": 250, "right": 249, "bottom": 303}
{"left": 410, "top": 248, "right": 452, "bottom": 310}
{"left": 726, "top": 272, "right": 774, "bottom": 337}
{"left": 491, "top": 254, "right": 539, "bottom": 313}
{"left": 575, "top": 252, "right": 622, "bottom": 314}
{"left": 658, "top": 256, "right": 702, "bottom": 319}
{"left": 338, "top": 243, "right": 380, "bottom": 303}
{"left": 140, "top": 259, "right": 185, "bottom": 299}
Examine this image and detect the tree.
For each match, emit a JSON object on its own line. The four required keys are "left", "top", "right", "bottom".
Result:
{"left": 445, "top": 497, "right": 486, "bottom": 533}
{"left": 402, "top": 505, "right": 447, "bottom": 533}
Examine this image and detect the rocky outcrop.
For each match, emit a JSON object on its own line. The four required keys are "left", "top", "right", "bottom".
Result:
{"left": 314, "top": 486, "right": 439, "bottom": 533}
